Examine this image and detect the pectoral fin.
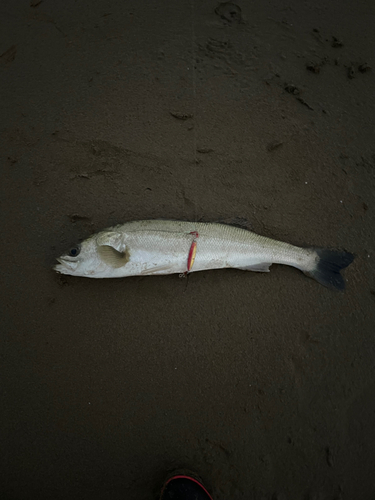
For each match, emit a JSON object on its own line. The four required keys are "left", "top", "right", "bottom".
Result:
{"left": 96, "top": 232, "right": 129, "bottom": 268}
{"left": 98, "top": 245, "right": 130, "bottom": 268}
{"left": 238, "top": 262, "right": 272, "bottom": 272}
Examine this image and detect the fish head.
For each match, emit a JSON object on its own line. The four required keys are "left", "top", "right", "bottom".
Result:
{"left": 54, "top": 234, "right": 106, "bottom": 277}
{"left": 54, "top": 230, "right": 129, "bottom": 277}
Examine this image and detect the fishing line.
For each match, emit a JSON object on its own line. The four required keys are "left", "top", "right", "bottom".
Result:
{"left": 190, "top": 0, "right": 198, "bottom": 224}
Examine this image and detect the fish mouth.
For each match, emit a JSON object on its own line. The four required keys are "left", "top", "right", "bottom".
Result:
{"left": 54, "top": 258, "right": 78, "bottom": 274}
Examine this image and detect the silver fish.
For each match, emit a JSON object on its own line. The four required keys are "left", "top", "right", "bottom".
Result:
{"left": 54, "top": 219, "right": 354, "bottom": 289}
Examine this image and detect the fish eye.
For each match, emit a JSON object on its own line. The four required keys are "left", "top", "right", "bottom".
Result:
{"left": 69, "top": 245, "right": 80, "bottom": 257}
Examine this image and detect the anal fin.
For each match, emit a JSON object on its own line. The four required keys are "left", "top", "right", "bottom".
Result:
{"left": 238, "top": 262, "right": 272, "bottom": 272}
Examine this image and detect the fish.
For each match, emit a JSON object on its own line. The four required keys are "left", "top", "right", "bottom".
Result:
{"left": 54, "top": 219, "right": 354, "bottom": 290}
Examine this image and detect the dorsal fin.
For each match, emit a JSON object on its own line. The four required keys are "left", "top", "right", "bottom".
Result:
{"left": 218, "top": 217, "right": 253, "bottom": 231}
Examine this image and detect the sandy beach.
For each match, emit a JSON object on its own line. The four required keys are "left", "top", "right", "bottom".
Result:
{"left": 1, "top": 1, "right": 374, "bottom": 498}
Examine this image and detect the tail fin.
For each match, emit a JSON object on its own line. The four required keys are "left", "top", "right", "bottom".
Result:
{"left": 306, "top": 249, "right": 354, "bottom": 290}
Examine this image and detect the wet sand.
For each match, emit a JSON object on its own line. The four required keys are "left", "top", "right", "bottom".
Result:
{"left": 1, "top": 1, "right": 375, "bottom": 498}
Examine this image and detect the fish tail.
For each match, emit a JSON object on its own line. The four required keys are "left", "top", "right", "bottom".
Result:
{"left": 305, "top": 248, "right": 354, "bottom": 290}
